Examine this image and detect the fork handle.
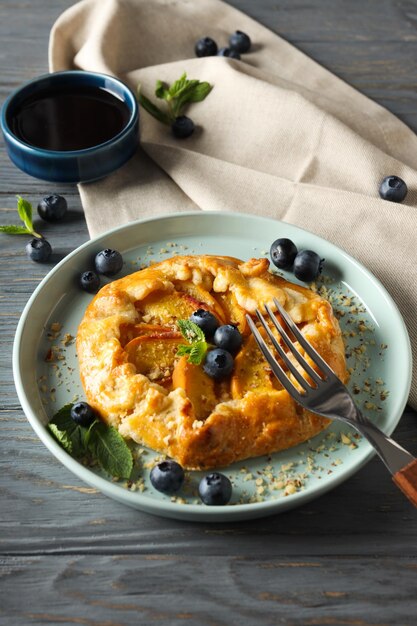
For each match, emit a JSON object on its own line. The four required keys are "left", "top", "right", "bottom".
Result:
{"left": 393, "top": 459, "right": 417, "bottom": 507}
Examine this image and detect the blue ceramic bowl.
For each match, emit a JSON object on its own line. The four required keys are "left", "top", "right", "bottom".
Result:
{"left": 1, "top": 71, "right": 139, "bottom": 183}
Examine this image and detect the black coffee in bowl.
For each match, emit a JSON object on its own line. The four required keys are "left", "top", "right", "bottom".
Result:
{"left": 8, "top": 84, "right": 131, "bottom": 151}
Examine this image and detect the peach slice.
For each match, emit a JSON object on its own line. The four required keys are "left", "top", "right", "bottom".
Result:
{"left": 124, "top": 332, "right": 183, "bottom": 384}
{"left": 231, "top": 333, "right": 284, "bottom": 399}
{"left": 172, "top": 356, "right": 217, "bottom": 420}
{"left": 214, "top": 292, "right": 249, "bottom": 335}
{"left": 136, "top": 290, "right": 222, "bottom": 327}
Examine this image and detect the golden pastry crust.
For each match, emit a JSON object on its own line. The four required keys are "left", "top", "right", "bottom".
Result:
{"left": 77, "top": 255, "right": 347, "bottom": 469}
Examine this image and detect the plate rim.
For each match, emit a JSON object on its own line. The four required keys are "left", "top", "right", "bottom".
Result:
{"left": 12, "top": 210, "right": 413, "bottom": 520}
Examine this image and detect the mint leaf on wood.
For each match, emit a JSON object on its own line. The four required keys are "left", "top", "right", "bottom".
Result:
{"left": 88, "top": 422, "right": 133, "bottom": 479}
{"left": 0, "top": 225, "right": 31, "bottom": 234}
{"left": 0, "top": 196, "right": 43, "bottom": 238}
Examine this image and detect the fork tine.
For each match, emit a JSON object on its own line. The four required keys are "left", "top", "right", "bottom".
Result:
{"left": 265, "top": 303, "right": 323, "bottom": 385}
{"left": 246, "top": 315, "right": 304, "bottom": 400}
{"left": 255, "top": 309, "right": 312, "bottom": 392}
{"left": 273, "top": 297, "right": 336, "bottom": 379}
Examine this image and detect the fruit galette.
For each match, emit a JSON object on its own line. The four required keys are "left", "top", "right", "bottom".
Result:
{"left": 77, "top": 255, "right": 347, "bottom": 469}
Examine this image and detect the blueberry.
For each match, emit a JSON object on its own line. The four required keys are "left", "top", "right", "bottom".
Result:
{"left": 199, "top": 472, "right": 232, "bottom": 505}
{"left": 229, "top": 30, "right": 251, "bottom": 54}
{"left": 203, "top": 348, "right": 234, "bottom": 380}
{"left": 37, "top": 194, "right": 67, "bottom": 222}
{"left": 171, "top": 116, "right": 195, "bottom": 139}
{"left": 217, "top": 47, "right": 241, "bottom": 60}
{"left": 94, "top": 249, "right": 123, "bottom": 276}
{"left": 293, "top": 250, "right": 323, "bottom": 282}
{"left": 213, "top": 324, "right": 242, "bottom": 355}
{"left": 26, "top": 238, "right": 52, "bottom": 262}
{"left": 190, "top": 309, "right": 219, "bottom": 339}
{"left": 70, "top": 401, "right": 96, "bottom": 427}
{"left": 150, "top": 460, "right": 185, "bottom": 494}
{"left": 195, "top": 37, "right": 218, "bottom": 57}
{"left": 80, "top": 270, "right": 100, "bottom": 293}
{"left": 270, "top": 238, "right": 298, "bottom": 270}
{"left": 379, "top": 175, "right": 408, "bottom": 203}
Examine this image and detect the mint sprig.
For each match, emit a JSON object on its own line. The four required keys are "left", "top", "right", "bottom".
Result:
{"left": 138, "top": 72, "right": 212, "bottom": 126}
{"left": 48, "top": 404, "right": 133, "bottom": 479}
{"left": 0, "top": 196, "right": 42, "bottom": 238}
{"left": 176, "top": 319, "right": 208, "bottom": 365}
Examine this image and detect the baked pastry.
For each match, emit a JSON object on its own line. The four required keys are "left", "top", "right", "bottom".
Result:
{"left": 77, "top": 255, "right": 347, "bottom": 469}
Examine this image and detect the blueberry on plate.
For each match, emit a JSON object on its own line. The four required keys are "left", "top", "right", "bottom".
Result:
{"left": 190, "top": 309, "right": 219, "bottom": 338}
{"left": 270, "top": 238, "right": 298, "bottom": 270}
{"left": 171, "top": 116, "right": 195, "bottom": 139}
{"left": 213, "top": 324, "right": 242, "bottom": 355}
{"left": 195, "top": 36, "right": 218, "bottom": 57}
{"left": 379, "top": 175, "right": 408, "bottom": 203}
{"left": 80, "top": 270, "right": 100, "bottom": 293}
{"left": 26, "top": 238, "right": 52, "bottom": 262}
{"left": 37, "top": 194, "right": 68, "bottom": 222}
{"left": 150, "top": 460, "right": 185, "bottom": 494}
{"left": 199, "top": 472, "right": 232, "bottom": 505}
{"left": 70, "top": 401, "right": 96, "bottom": 427}
{"left": 293, "top": 250, "right": 323, "bottom": 282}
{"left": 94, "top": 249, "right": 123, "bottom": 276}
{"left": 203, "top": 348, "right": 234, "bottom": 380}
{"left": 217, "top": 47, "right": 241, "bottom": 60}
{"left": 229, "top": 30, "right": 251, "bottom": 53}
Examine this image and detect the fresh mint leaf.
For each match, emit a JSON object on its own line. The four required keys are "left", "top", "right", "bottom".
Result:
{"left": 177, "top": 319, "right": 205, "bottom": 343}
{"left": 155, "top": 80, "right": 170, "bottom": 101}
{"left": 168, "top": 72, "right": 188, "bottom": 98}
{"left": 16, "top": 195, "right": 33, "bottom": 232}
{"left": 47, "top": 403, "right": 86, "bottom": 457}
{"left": 138, "top": 73, "right": 213, "bottom": 132}
{"left": 0, "top": 225, "right": 31, "bottom": 234}
{"left": 177, "top": 344, "right": 193, "bottom": 357}
{"left": 186, "top": 81, "right": 212, "bottom": 103}
{"left": 0, "top": 196, "right": 43, "bottom": 238}
{"left": 188, "top": 341, "right": 208, "bottom": 365}
{"left": 177, "top": 340, "right": 208, "bottom": 365}
{"left": 48, "top": 423, "right": 74, "bottom": 454}
{"left": 138, "top": 89, "right": 172, "bottom": 125}
{"left": 88, "top": 422, "right": 133, "bottom": 478}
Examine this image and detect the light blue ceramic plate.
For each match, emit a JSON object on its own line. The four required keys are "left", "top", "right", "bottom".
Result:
{"left": 13, "top": 212, "right": 412, "bottom": 521}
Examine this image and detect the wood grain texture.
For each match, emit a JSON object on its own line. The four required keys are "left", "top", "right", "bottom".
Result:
{"left": 393, "top": 457, "right": 417, "bottom": 507}
{"left": 1, "top": 0, "right": 417, "bottom": 624}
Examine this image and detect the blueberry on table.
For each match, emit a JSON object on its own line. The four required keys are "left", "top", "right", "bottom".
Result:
{"left": 70, "top": 402, "right": 96, "bottom": 427}
{"left": 26, "top": 238, "right": 52, "bottom": 262}
{"left": 80, "top": 270, "right": 100, "bottom": 293}
{"left": 150, "top": 460, "right": 185, "bottom": 494}
{"left": 270, "top": 238, "right": 298, "bottom": 270}
{"left": 217, "top": 47, "right": 241, "bottom": 60}
{"left": 199, "top": 472, "right": 232, "bottom": 505}
{"left": 293, "top": 250, "right": 323, "bottom": 282}
{"left": 171, "top": 116, "right": 195, "bottom": 139}
{"left": 37, "top": 194, "right": 68, "bottom": 222}
{"left": 94, "top": 248, "right": 123, "bottom": 276}
{"left": 203, "top": 348, "right": 234, "bottom": 380}
{"left": 190, "top": 309, "right": 219, "bottom": 338}
{"left": 195, "top": 37, "right": 218, "bottom": 57}
{"left": 229, "top": 30, "right": 251, "bottom": 53}
{"left": 379, "top": 176, "right": 408, "bottom": 203}
{"left": 213, "top": 324, "right": 242, "bottom": 355}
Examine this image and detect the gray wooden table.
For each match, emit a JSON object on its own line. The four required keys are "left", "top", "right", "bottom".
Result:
{"left": 1, "top": 1, "right": 417, "bottom": 624}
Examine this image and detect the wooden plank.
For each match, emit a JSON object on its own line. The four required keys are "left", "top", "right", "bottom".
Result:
{"left": 1, "top": 555, "right": 417, "bottom": 625}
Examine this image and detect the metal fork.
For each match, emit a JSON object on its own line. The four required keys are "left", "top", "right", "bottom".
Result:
{"left": 246, "top": 298, "right": 417, "bottom": 507}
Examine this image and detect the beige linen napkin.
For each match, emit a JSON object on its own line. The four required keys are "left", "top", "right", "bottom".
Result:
{"left": 49, "top": 0, "right": 417, "bottom": 407}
